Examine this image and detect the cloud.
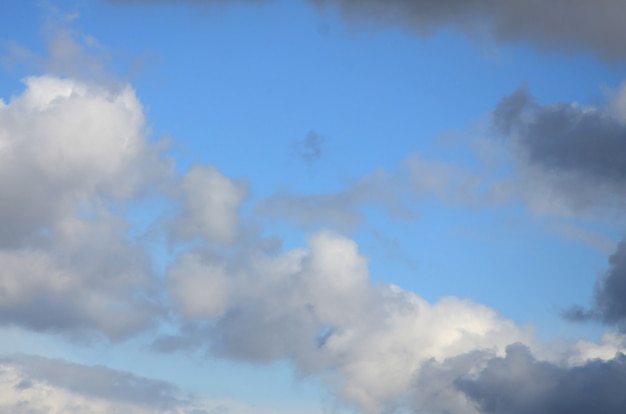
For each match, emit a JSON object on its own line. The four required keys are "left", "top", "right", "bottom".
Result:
{"left": 0, "top": 75, "right": 169, "bottom": 340}
{"left": 0, "top": 76, "right": 165, "bottom": 246}
{"left": 166, "top": 165, "right": 248, "bottom": 246}
{"left": 109, "top": 0, "right": 626, "bottom": 60}
{"left": 564, "top": 239, "right": 626, "bottom": 329}
{"left": 548, "top": 221, "right": 617, "bottom": 254}
{"left": 162, "top": 230, "right": 532, "bottom": 413}
{"left": 1, "top": 9, "right": 118, "bottom": 84}
{"left": 494, "top": 87, "right": 626, "bottom": 185}
{"left": 455, "top": 343, "right": 626, "bottom": 414}
{"left": 292, "top": 131, "right": 324, "bottom": 164}
{"left": 315, "top": 0, "right": 626, "bottom": 60}
{"left": 490, "top": 85, "right": 626, "bottom": 218}
{"left": 0, "top": 217, "right": 159, "bottom": 340}
{"left": 256, "top": 168, "right": 413, "bottom": 231}
{"left": 0, "top": 352, "right": 322, "bottom": 414}
{"left": 0, "top": 354, "right": 203, "bottom": 413}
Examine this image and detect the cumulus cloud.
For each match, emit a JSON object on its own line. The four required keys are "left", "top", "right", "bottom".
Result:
{"left": 162, "top": 230, "right": 532, "bottom": 413}
{"left": 109, "top": 0, "right": 626, "bottom": 60}
{"left": 0, "top": 75, "right": 169, "bottom": 340}
{"left": 0, "top": 76, "right": 166, "bottom": 245}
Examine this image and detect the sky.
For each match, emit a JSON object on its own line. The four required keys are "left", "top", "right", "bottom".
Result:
{"left": 2, "top": 0, "right": 626, "bottom": 413}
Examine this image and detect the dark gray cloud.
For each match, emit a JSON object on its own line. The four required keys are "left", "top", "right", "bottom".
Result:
{"left": 110, "top": 0, "right": 626, "bottom": 60}
{"left": 491, "top": 86, "right": 626, "bottom": 216}
{"left": 455, "top": 343, "right": 626, "bottom": 414}
{"left": 317, "top": 0, "right": 626, "bottom": 59}
{"left": 494, "top": 88, "right": 626, "bottom": 184}
{"left": 565, "top": 239, "right": 626, "bottom": 329}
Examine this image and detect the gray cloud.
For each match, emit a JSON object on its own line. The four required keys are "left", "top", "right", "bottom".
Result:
{"left": 455, "top": 343, "right": 626, "bottom": 414}
{"left": 491, "top": 86, "right": 626, "bottom": 217}
{"left": 494, "top": 87, "right": 626, "bottom": 185}
{"left": 318, "top": 0, "right": 626, "bottom": 59}
{"left": 109, "top": 0, "right": 626, "bottom": 60}
{"left": 166, "top": 165, "right": 248, "bottom": 246}
{"left": 565, "top": 239, "right": 626, "bottom": 329}
{"left": 292, "top": 131, "right": 325, "bottom": 164}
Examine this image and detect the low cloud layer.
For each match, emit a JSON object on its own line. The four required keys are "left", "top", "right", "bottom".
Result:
{"left": 0, "top": 354, "right": 203, "bottom": 413}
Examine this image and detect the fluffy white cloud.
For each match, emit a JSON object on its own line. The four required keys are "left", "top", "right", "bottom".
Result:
{"left": 0, "top": 76, "right": 163, "bottom": 245}
{"left": 0, "top": 76, "right": 167, "bottom": 340}
{"left": 164, "top": 230, "right": 533, "bottom": 413}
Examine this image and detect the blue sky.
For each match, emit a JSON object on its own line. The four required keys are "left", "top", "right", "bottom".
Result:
{"left": 2, "top": 1, "right": 626, "bottom": 413}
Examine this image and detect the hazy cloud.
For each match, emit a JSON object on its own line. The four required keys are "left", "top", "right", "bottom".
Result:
{"left": 257, "top": 168, "right": 413, "bottom": 231}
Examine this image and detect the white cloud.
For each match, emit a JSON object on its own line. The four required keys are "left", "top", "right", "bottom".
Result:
{"left": 0, "top": 75, "right": 167, "bottom": 340}
{"left": 165, "top": 230, "right": 533, "bottom": 413}
{"left": 0, "top": 76, "right": 165, "bottom": 246}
